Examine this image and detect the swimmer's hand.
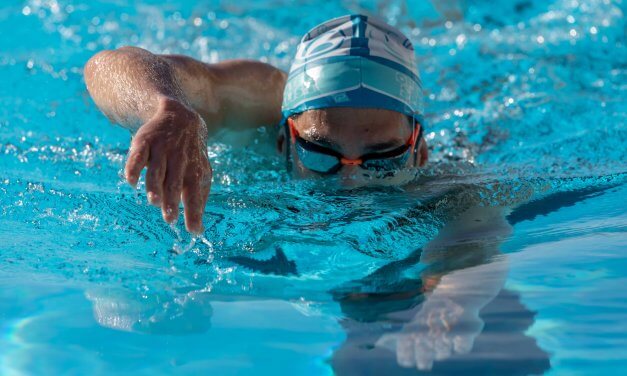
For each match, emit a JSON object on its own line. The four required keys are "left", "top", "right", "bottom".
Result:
{"left": 375, "top": 298, "right": 483, "bottom": 370}
{"left": 124, "top": 97, "right": 211, "bottom": 233}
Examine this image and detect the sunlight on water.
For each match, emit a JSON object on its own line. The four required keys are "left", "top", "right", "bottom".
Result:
{"left": 0, "top": 0, "right": 625, "bottom": 374}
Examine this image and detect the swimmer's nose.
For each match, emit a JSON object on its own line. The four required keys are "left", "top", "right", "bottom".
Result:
{"left": 338, "top": 164, "right": 364, "bottom": 187}
{"left": 339, "top": 158, "right": 363, "bottom": 182}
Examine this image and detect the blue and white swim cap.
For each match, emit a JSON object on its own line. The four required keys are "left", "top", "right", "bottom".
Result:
{"left": 281, "top": 14, "right": 424, "bottom": 124}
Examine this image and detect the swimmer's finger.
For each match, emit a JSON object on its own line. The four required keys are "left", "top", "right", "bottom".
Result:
{"left": 162, "top": 156, "right": 185, "bottom": 224}
{"left": 396, "top": 335, "right": 415, "bottom": 368}
{"left": 182, "top": 176, "right": 209, "bottom": 234}
{"left": 183, "top": 156, "right": 212, "bottom": 233}
{"left": 145, "top": 151, "right": 165, "bottom": 206}
{"left": 182, "top": 147, "right": 211, "bottom": 233}
{"left": 125, "top": 137, "right": 149, "bottom": 186}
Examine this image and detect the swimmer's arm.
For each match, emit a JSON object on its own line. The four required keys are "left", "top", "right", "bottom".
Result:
{"left": 377, "top": 206, "right": 511, "bottom": 369}
{"left": 162, "top": 54, "right": 286, "bottom": 132}
{"left": 421, "top": 206, "right": 511, "bottom": 317}
{"left": 84, "top": 46, "right": 286, "bottom": 133}
{"left": 387, "top": 256, "right": 509, "bottom": 370}
{"left": 84, "top": 46, "right": 285, "bottom": 232}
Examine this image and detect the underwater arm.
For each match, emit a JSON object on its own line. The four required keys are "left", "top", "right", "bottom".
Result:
{"left": 84, "top": 46, "right": 285, "bottom": 232}
{"left": 377, "top": 206, "right": 511, "bottom": 370}
{"left": 420, "top": 206, "right": 511, "bottom": 309}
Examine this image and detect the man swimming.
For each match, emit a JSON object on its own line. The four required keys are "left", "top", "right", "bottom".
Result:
{"left": 85, "top": 14, "right": 512, "bottom": 370}
{"left": 84, "top": 14, "right": 429, "bottom": 234}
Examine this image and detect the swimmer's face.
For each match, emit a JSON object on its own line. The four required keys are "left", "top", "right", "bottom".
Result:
{"left": 282, "top": 108, "right": 428, "bottom": 186}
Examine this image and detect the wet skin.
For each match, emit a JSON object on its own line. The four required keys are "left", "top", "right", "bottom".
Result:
{"left": 84, "top": 46, "right": 514, "bottom": 372}
{"left": 285, "top": 108, "right": 429, "bottom": 181}
{"left": 84, "top": 47, "right": 428, "bottom": 232}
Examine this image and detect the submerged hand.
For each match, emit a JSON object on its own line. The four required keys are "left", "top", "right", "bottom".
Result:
{"left": 376, "top": 298, "right": 484, "bottom": 371}
{"left": 125, "top": 97, "right": 211, "bottom": 233}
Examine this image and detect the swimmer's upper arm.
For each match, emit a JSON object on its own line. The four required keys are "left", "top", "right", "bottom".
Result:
{"left": 425, "top": 206, "right": 512, "bottom": 251}
{"left": 161, "top": 55, "right": 287, "bottom": 131}
{"left": 84, "top": 46, "right": 185, "bottom": 130}
{"left": 84, "top": 47, "right": 286, "bottom": 133}
{"left": 420, "top": 205, "right": 511, "bottom": 312}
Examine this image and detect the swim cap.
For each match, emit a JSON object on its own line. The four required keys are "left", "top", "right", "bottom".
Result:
{"left": 281, "top": 14, "right": 424, "bottom": 124}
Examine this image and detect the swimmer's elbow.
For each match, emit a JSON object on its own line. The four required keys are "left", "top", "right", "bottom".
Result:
{"left": 84, "top": 47, "right": 146, "bottom": 89}
{"left": 84, "top": 46, "right": 173, "bottom": 128}
{"left": 84, "top": 49, "right": 124, "bottom": 121}
{"left": 84, "top": 50, "right": 104, "bottom": 91}
{"left": 84, "top": 50, "right": 116, "bottom": 121}
{"left": 84, "top": 48, "right": 122, "bottom": 96}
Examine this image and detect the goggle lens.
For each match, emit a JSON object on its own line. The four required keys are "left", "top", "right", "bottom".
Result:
{"left": 294, "top": 140, "right": 342, "bottom": 174}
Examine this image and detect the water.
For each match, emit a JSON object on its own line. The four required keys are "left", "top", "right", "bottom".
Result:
{"left": 0, "top": 0, "right": 626, "bottom": 374}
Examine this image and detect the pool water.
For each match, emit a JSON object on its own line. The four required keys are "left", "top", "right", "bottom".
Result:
{"left": 1, "top": 0, "right": 626, "bottom": 375}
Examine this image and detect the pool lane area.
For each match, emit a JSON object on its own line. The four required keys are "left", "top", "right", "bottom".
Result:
{"left": 1, "top": 0, "right": 626, "bottom": 374}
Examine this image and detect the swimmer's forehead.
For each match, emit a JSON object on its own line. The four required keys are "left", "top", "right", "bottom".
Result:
{"left": 292, "top": 108, "right": 413, "bottom": 154}
{"left": 295, "top": 108, "right": 411, "bottom": 138}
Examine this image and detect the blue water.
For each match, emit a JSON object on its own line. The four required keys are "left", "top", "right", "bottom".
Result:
{"left": 1, "top": 0, "right": 626, "bottom": 375}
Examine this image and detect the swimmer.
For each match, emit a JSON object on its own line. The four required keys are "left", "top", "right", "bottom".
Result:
{"left": 84, "top": 14, "right": 509, "bottom": 370}
{"left": 84, "top": 14, "right": 428, "bottom": 234}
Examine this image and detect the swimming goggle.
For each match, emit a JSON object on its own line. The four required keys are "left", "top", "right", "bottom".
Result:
{"left": 288, "top": 119, "right": 423, "bottom": 175}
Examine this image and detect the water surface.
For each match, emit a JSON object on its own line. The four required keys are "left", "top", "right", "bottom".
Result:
{"left": 0, "top": 0, "right": 626, "bottom": 374}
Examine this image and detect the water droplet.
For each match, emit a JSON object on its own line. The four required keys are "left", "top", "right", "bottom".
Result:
{"left": 455, "top": 34, "right": 466, "bottom": 47}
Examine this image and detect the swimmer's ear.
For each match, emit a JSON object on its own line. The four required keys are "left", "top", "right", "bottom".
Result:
{"left": 278, "top": 117, "right": 296, "bottom": 153}
{"left": 286, "top": 117, "right": 296, "bottom": 138}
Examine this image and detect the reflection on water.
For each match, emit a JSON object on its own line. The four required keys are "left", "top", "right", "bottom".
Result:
{"left": 1, "top": 0, "right": 626, "bottom": 374}
{"left": 7, "top": 181, "right": 615, "bottom": 375}
{"left": 72, "top": 182, "right": 619, "bottom": 373}
{"left": 333, "top": 290, "right": 550, "bottom": 375}
{"left": 68, "top": 202, "right": 543, "bottom": 373}
{"left": 86, "top": 289, "right": 214, "bottom": 335}
{"left": 1, "top": 176, "right": 625, "bottom": 375}
{"left": 326, "top": 204, "right": 548, "bottom": 373}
